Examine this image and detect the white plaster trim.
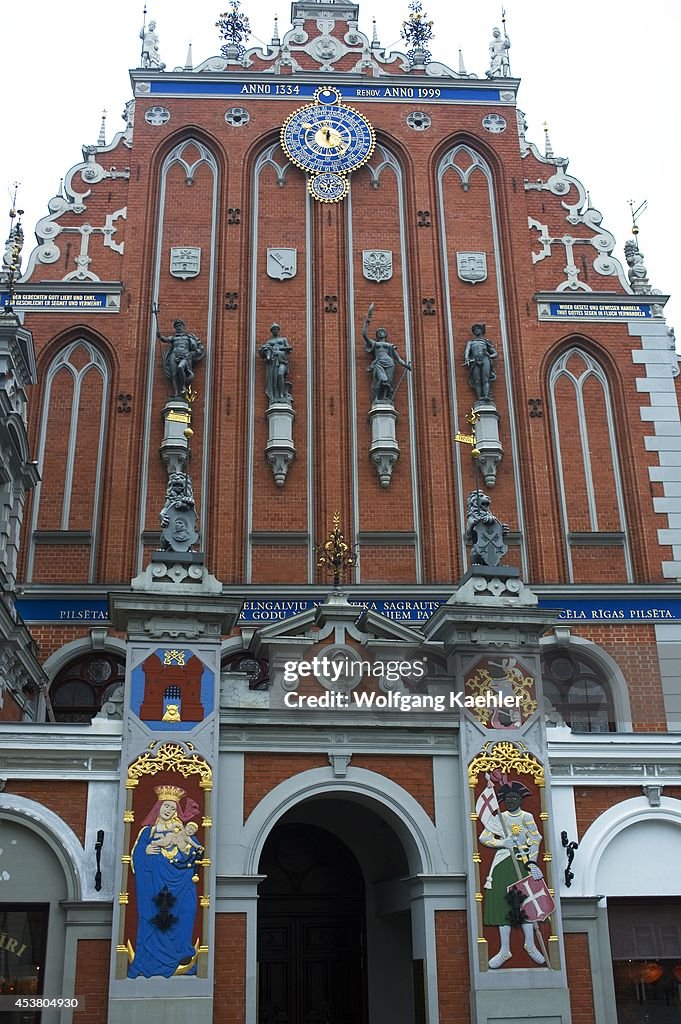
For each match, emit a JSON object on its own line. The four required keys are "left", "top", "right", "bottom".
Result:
{"left": 632, "top": 324, "right": 681, "bottom": 579}
{"left": 241, "top": 766, "right": 443, "bottom": 876}
{"left": 0, "top": 793, "right": 86, "bottom": 900}
{"left": 576, "top": 795, "right": 681, "bottom": 896}
{"left": 84, "top": 781, "right": 117, "bottom": 899}
{"left": 41, "top": 633, "right": 127, "bottom": 680}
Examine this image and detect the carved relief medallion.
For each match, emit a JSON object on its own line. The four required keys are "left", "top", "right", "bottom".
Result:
{"left": 363, "top": 250, "right": 393, "bottom": 283}
{"left": 267, "top": 248, "right": 297, "bottom": 280}
{"left": 457, "top": 251, "right": 488, "bottom": 284}
{"left": 170, "top": 246, "right": 201, "bottom": 280}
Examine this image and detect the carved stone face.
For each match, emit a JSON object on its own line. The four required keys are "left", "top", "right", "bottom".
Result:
{"left": 502, "top": 792, "right": 523, "bottom": 812}
{"left": 376, "top": 328, "right": 388, "bottom": 340}
{"left": 492, "top": 27, "right": 501, "bottom": 38}
{"left": 271, "top": 323, "right": 280, "bottom": 336}
{"left": 159, "top": 800, "right": 178, "bottom": 821}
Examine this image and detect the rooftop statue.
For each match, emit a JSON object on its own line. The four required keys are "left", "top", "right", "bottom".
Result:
{"left": 623, "top": 239, "right": 652, "bottom": 295}
{"left": 140, "top": 18, "right": 166, "bottom": 70}
{"left": 485, "top": 24, "right": 511, "bottom": 79}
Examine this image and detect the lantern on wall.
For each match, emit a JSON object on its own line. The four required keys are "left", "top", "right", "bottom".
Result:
{"left": 639, "top": 962, "right": 664, "bottom": 984}
{"left": 672, "top": 965, "right": 681, "bottom": 982}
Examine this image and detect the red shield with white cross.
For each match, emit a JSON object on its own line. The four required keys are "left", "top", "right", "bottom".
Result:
{"left": 506, "top": 875, "right": 556, "bottom": 922}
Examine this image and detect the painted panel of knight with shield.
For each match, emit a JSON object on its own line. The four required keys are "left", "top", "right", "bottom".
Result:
{"left": 469, "top": 741, "right": 560, "bottom": 972}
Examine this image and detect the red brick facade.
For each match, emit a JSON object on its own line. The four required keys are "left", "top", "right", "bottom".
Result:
{"left": 564, "top": 933, "right": 596, "bottom": 1024}
{"left": 73, "top": 939, "right": 111, "bottom": 1024}
{"left": 213, "top": 914, "right": 247, "bottom": 1024}
{"left": 3, "top": 7, "right": 679, "bottom": 1024}
{"left": 18, "top": 69, "right": 670, "bottom": 592}
{"left": 4, "top": 780, "right": 88, "bottom": 843}
{"left": 574, "top": 785, "right": 681, "bottom": 838}
{"left": 435, "top": 910, "right": 471, "bottom": 1023}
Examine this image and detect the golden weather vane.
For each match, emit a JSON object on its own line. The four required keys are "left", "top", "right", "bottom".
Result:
{"left": 315, "top": 510, "right": 356, "bottom": 589}
{"left": 454, "top": 408, "right": 481, "bottom": 460}
{"left": 628, "top": 198, "right": 648, "bottom": 241}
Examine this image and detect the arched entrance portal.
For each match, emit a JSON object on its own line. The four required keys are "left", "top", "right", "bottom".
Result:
{"left": 257, "top": 798, "right": 415, "bottom": 1024}
{"left": 258, "top": 823, "right": 367, "bottom": 1023}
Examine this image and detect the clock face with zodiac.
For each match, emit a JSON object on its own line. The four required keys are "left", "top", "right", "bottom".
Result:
{"left": 280, "top": 87, "right": 375, "bottom": 202}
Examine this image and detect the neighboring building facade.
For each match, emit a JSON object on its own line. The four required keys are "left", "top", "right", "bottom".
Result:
{"left": 1, "top": 2, "right": 681, "bottom": 1023}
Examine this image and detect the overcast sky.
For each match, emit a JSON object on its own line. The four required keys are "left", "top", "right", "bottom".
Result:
{"left": 2, "top": 0, "right": 677, "bottom": 327}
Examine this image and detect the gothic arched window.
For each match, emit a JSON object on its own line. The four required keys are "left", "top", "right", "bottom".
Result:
{"left": 549, "top": 347, "right": 633, "bottom": 582}
{"left": 49, "top": 651, "right": 125, "bottom": 723}
{"left": 27, "top": 339, "right": 109, "bottom": 582}
{"left": 541, "top": 649, "right": 616, "bottom": 733}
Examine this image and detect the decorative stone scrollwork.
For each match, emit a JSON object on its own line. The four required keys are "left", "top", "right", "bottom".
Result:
{"left": 144, "top": 106, "right": 171, "bottom": 126}
{"left": 225, "top": 107, "right": 250, "bottom": 127}
{"left": 525, "top": 164, "right": 629, "bottom": 292}
{"left": 482, "top": 113, "right": 507, "bottom": 133}
{"left": 362, "top": 250, "right": 393, "bottom": 283}
{"left": 407, "top": 110, "right": 431, "bottom": 131}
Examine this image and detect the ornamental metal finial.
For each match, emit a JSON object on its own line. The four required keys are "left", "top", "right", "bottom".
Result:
{"left": 315, "top": 511, "right": 356, "bottom": 589}
{"left": 400, "top": 0, "right": 434, "bottom": 65}
{"left": 216, "top": 1, "right": 251, "bottom": 61}
{"left": 2, "top": 184, "right": 24, "bottom": 315}
{"left": 98, "top": 109, "right": 107, "bottom": 148}
{"left": 543, "top": 122, "right": 554, "bottom": 160}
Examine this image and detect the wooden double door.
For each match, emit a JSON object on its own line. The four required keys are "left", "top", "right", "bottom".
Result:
{"left": 257, "top": 823, "right": 367, "bottom": 1024}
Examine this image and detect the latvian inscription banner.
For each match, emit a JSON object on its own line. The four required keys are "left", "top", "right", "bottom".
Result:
{"left": 16, "top": 596, "right": 681, "bottom": 625}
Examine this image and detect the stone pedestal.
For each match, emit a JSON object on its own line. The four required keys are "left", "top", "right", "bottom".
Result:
{"left": 265, "top": 401, "right": 295, "bottom": 486}
{"left": 107, "top": 564, "right": 242, "bottom": 1024}
{"left": 160, "top": 398, "right": 191, "bottom": 475}
{"left": 423, "top": 569, "right": 571, "bottom": 1024}
{"left": 369, "top": 400, "right": 399, "bottom": 487}
{"left": 473, "top": 399, "right": 503, "bottom": 487}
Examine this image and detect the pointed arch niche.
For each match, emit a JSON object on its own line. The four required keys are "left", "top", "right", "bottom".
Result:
{"left": 349, "top": 142, "right": 422, "bottom": 584}
{"left": 245, "top": 141, "right": 311, "bottom": 584}
{"left": 437, "top": 142, "right": 527, "bottom": 576}
{"left": 27, "top": 339, "right": 109, "bottom": 582}
{"left": 136, "top": 137, "right": 220, "bottom": 572}
{"left": 548, "top": 346, "right": 633, "bottom": 582}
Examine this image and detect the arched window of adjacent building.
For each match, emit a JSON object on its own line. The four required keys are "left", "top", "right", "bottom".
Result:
{"left": 222, "top": 651, "right": 269, "bottom": 690}
{"left": 549, "top": 347, "right": 633, "bottom": 582}
{"left": 49, "top": 651, "right": 125, "bottom": 723}
{"left": 541, "top": 647, "right": 616, "bottom": 732}
{"left": 27, "top": 339, "right": 109, "bottom": 583}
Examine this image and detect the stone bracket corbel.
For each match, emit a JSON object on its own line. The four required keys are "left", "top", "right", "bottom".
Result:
{"left": 369, "top": 400, "right": 399, "bottom": 487}
{"left": 265, "top": 402, "right": 295, "bottom": 486}
{"left": 160, "top": 398, "right": 191, "bottom": 475}
{"left": 473, "top": 399, "right": 503, "bottom": 486}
